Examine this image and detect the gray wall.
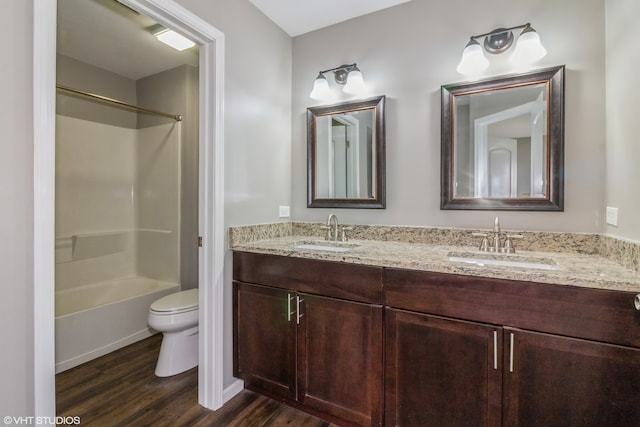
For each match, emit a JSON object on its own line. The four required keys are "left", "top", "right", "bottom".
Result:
{"left": 176, "top": 0, "right": 293, "bottom": 228}
{"left": 292, "top": 0, "right": 606, "bottom": 233}
{"left": 605, "top": 0, "right": 640, "bottom": 241}
{"left": 137, "top": 64, "right": 200, "bottom": 290}
{"left": 175, "top": 0, "right": 292, "bottom": 389}
{"left": 1, "top": 0, "right": 34, "bottom": 416}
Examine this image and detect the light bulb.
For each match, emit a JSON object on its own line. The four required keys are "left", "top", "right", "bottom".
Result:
{"left": 309, "top": 74, "right": 330, "bottom": 100}
{"left": 510, "top": 27, "right": 547, "bottom": 67}
{"left": 456, "top": 39, "right": 489, "bottom": 76}
{"left": 343, "top": 68, "right": 367, "bottom": 95}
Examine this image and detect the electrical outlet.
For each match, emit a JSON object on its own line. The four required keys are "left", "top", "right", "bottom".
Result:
{"left": 606, "top": 206, "right": 618, "bottom": 227}
{"left": 279, "top": 205, "right": 290, "bottom": 218}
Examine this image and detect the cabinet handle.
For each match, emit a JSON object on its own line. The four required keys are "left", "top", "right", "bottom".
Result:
{"left": 509, "top": 333, "right": 515, "bottom": 373}
{"left": 493, "top": 331, "right": 498, "bottom": 370}
{"left": 634, "top": 294, "right": 640, "bottom": 311}
{"left": 296, "top": 296, "right": 304, "bottom": 325}
{"left": 287, "top": 293, "right": 295, "bottom": 322}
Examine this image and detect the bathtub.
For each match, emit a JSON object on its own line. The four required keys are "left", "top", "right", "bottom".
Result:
{"left": 55, "top": 276, "right": 180, "bottom": 373}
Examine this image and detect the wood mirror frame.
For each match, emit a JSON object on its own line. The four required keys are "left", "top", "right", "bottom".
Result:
{"left": 441, "top": 66, "right": 564, "bottom": 211}
{"left": 307, "top": 95, "right": 386, "bottom": 209}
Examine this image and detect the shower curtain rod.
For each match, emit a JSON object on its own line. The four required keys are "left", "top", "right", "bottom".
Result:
{"left": 56, "top": 84, "right": 183, "bottom": 122}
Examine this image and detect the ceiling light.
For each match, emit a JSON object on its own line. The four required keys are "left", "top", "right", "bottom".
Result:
{"left": 309, "top": 63, "right": 368, "bottom": 100}
{"left": 457, "top": 23, "right": 546, "bottom": 76}
{"left": 154, "top": 28, "right": 195, "bottom": 51}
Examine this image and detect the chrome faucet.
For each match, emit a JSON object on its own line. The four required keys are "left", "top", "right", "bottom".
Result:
{"left": 325, "top": 214, "right": 339, "bottom": 242}
{"left": 321, "top": 214, "right": 353, "bottom": 242}
{"left": 472, "top": 217, "right": 523, "bottom": 253}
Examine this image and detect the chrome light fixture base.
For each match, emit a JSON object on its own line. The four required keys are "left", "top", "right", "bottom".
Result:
{"left": 483, "top": 28, "right": 514, "bottom": 54}
{"left": 333, "top": 65, "right": 352, "bottom": 85}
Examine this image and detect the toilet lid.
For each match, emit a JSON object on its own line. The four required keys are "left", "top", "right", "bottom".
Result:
{"left": 151, "top": 288, "right": 199, "bottom": 313}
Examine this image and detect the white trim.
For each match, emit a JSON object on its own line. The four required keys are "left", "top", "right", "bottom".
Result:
{"left": 33, "top": 0, "right": 228, "bottom": 414}
{"left": 324, "top": 118, "right": 335, "bottom": 197}
{"left": 33, "top": 0, "right": 57, "bottom": 418}
{"left": 223, "top": 379, "right": 245, "bottom": 403}
{"left": 55, "top": 329, "right": 156, "bottom": 374}
{"left": 332, "top": 115, "right": 361, "bottom": 197}
{"left": 324, "top": 115, "right": 361, "bottom": 198}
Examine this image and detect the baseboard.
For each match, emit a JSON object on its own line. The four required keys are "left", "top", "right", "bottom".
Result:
{"left": 223, "top": 379, "right": 245, "bottom": 404}
{"left": 55, "top": 329, "right": 156, "bottom": 373}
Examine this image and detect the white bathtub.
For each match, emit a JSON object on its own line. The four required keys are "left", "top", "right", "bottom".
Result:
{"left": 55, "top": 276, "right": 180, "bottom": 373}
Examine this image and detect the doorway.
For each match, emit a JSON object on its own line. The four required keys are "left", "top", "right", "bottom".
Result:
{"left": 56, "top": 0, "right": 196, "bottom": 373}
{"left": 33, "top": 0, "right": 226, "bottom": 416}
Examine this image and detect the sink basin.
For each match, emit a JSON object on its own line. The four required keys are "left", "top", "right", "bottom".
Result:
{"left": 446, "top": 251, "right": 560, "bottom": 271}
{"left": 294, "top": 240, "right": 360, "bottom": 253}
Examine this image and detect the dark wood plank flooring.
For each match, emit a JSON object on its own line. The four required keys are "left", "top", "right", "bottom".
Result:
{"left": 56, "top": 334, "right": 338, "bottom": 426}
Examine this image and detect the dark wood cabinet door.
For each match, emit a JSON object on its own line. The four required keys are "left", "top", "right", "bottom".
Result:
{"left": 234, "top": 282, "right": 297, "bottom": 400}
{"left": 298, "top": 294, "right": 383, "bottom": 427}
{"left": 503, "top": 328, "right": 640, "bottom": 427}
{"left": 385, "top": 308, "right": 502, "bottom": 427}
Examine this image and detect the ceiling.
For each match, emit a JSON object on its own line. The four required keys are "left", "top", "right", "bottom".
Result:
{"left": 57, "top": 0, "right": 199, "bottom": 80}
{"left": 248, "top": 0, "right": 413, "bottom": 37}
{"left": 57, "top": 0, "right": 411, "bottom": 80}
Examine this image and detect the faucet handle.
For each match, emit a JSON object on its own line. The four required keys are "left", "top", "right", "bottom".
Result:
{"left": 502, "top": 234, "right": 523, "bottom": 253}
{"left": 340, "top": 226, "right": 354, "bottom": 242}
{"left": 472, "top": 232, "right": 490, "bottom": 252}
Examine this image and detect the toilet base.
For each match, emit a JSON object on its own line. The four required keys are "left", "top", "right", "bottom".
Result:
{"left": 155, "top": 326, "right": 199, "bottom": 377}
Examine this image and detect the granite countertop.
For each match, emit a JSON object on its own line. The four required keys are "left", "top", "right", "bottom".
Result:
{"left": 231, "top": 236, "right": 640, "bottom": 293}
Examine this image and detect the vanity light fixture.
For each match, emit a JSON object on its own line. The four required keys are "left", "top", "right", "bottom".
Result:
{"left": 310, "top": 63, "right": 368, "bottom": 100}
{"left": 457, "top": 23, "right": 547, "bottom": 76}
{"left": 149, "top": 24, "right": 195, "bottom": 51}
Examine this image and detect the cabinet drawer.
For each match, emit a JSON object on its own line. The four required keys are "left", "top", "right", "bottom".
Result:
{"left": 384, "top": 268, "right": 640, "bottom": 348}
{"left": 234, "top": 251, "right": 383, "bottom": 304}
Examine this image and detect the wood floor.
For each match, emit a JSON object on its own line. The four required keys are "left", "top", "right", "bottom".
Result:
{"left": 56, "top": 334, "right": 338, "bottom": 426}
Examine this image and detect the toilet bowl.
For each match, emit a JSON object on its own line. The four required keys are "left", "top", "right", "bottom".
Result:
{"left": 148, "top": 288, "right": 199, "bottom": 377}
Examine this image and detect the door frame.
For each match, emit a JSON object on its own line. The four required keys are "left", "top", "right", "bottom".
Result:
{"left": 33, "top": 0, "right": 227, "bottom": 416}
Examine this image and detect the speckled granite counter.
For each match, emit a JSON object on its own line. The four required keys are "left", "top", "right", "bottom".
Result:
{"left": 231, "top": 235, "right": 640, "bottom": 293}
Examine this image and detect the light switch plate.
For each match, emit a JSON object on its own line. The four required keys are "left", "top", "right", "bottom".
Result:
{"left": 279, "top": 205, "right": 290, "bottom": 218}
{"left": 606, "top": 206, "right": 618, "bottom": 227}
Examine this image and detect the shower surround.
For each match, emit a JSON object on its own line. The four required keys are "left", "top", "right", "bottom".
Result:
{"left": 54, "top": 114, "right": 181, "bottom": 372}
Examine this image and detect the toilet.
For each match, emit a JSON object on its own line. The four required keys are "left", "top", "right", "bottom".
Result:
{"left": 148, "top": 288, "right": 199, "bottom": 377}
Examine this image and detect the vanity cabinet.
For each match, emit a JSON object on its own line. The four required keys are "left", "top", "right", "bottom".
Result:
{"left": 384, "top": 268, "right": 640, "bottom": 426}
{"left": 233, "top": 252, "right": 384, "bottom": 427}
{"left": 234, "top": 283, "right": 296, "bottom": 399}
{"left": 385, "top": 308, "right": 502, "bottom": 426}
{"left": 233, "top": 251, "right": 640, "bottom": 426}
{"left": 504, "top": 327, "right": 640, "bottom": 426}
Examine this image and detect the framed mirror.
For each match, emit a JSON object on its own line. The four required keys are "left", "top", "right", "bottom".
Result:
{"left": 441, "top": 66, "right": 564, "bottom": 210}
{"left": 307, "top": 95, "right": 386, "bottom": 208}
